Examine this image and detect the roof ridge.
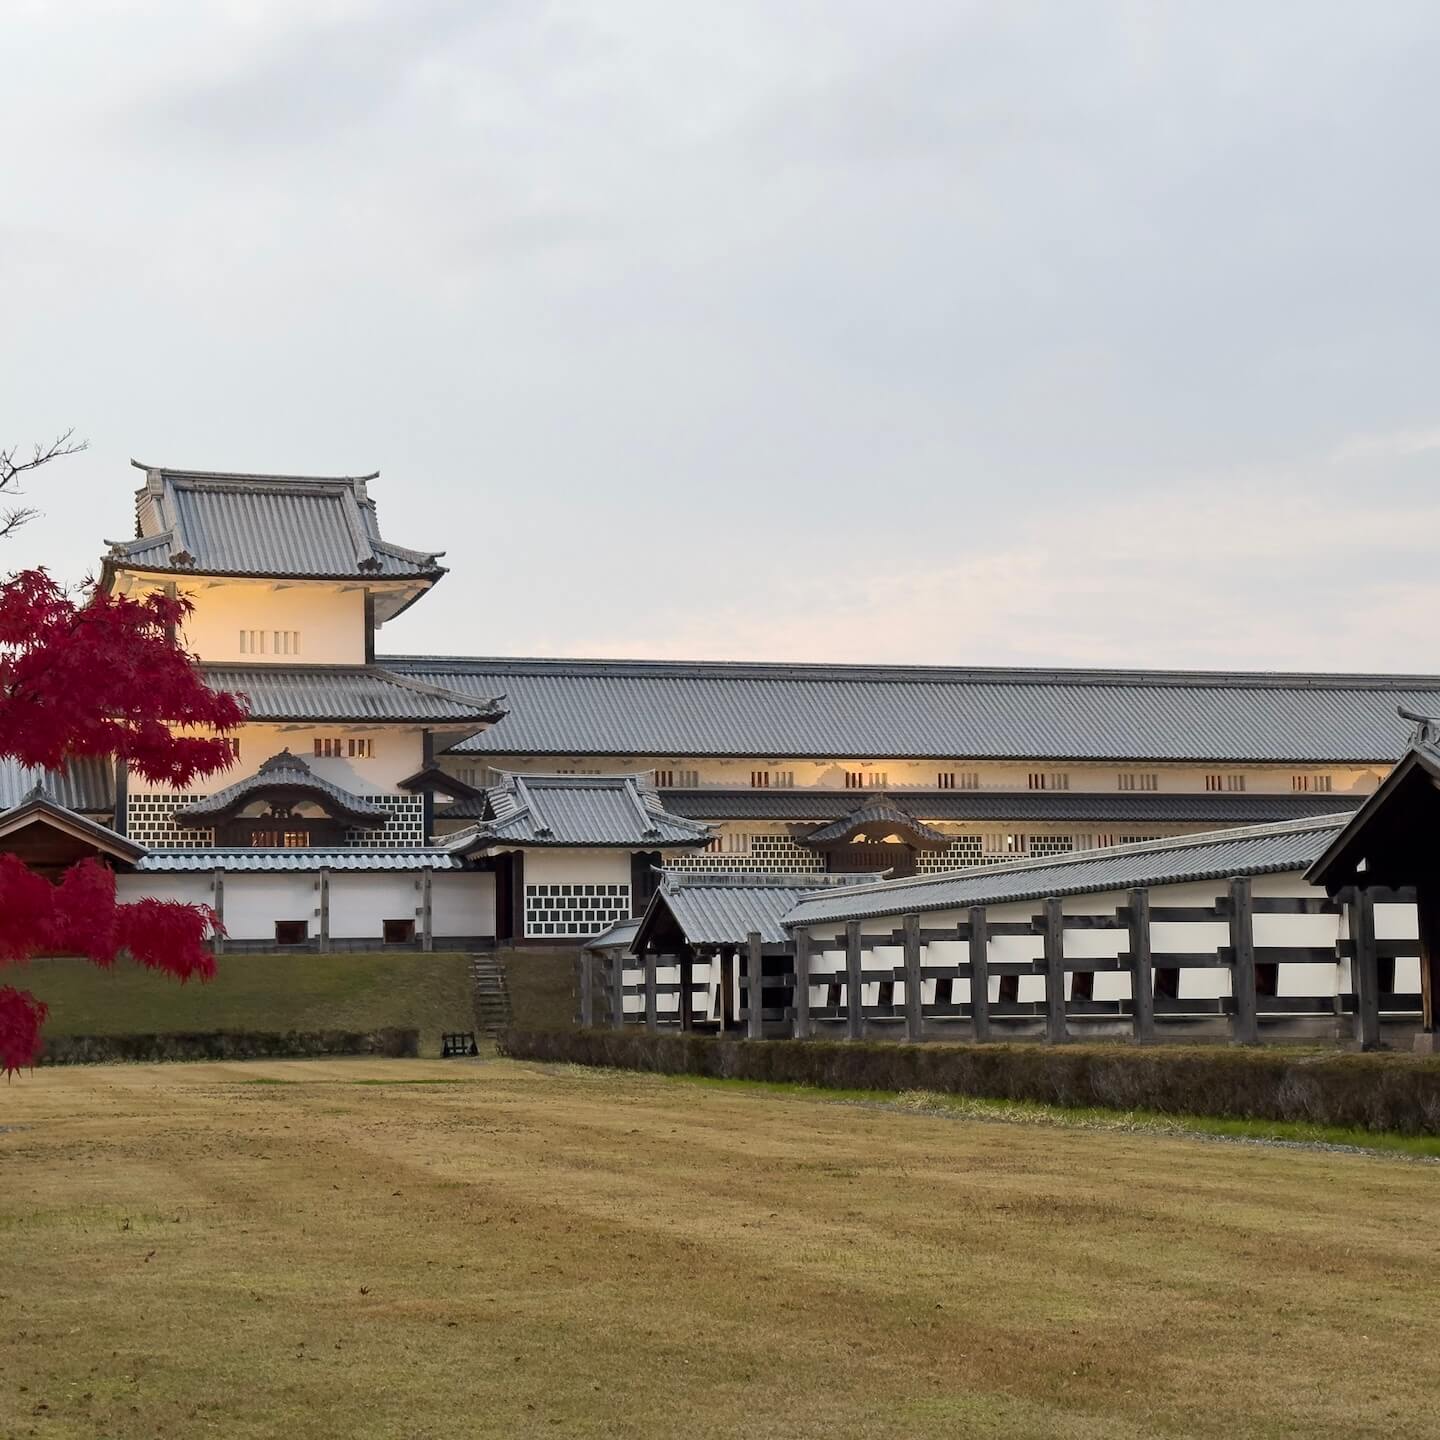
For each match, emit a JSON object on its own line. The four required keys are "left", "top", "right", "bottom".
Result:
{"left": 790, "top": 813, "right": 1355, "bottom": 907}
{"left": 131, "top": 460, "right": 382, "bottom": 484}
{"left": 379, "top": 653, "right": 1440, "bottom": 689}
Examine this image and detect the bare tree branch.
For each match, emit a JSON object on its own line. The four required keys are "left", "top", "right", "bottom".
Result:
{"left": 0, "top": 430, "right": 87, "bottom": 538}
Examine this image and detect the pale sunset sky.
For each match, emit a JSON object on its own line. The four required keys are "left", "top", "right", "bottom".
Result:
{"left": 3, "top": 1, "right": 1439, "bottom": 671}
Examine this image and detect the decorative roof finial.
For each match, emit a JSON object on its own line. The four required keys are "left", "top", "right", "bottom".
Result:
{"left": 1398, "top": 706, "right": 1440, "bottom": 750}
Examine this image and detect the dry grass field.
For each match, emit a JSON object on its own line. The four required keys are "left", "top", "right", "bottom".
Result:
{"left": 2, "top": 1060, "right": 1436, "bottom": 1439}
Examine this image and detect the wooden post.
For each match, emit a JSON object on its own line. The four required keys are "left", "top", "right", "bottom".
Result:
{"left": 611, "top": 947, "right": 626, "bottom": 1029}
{"left": 746, "top": 931, "right": 765, "bottom": 1040}
{"left": 578, "top": 951, "right": 595, "bottom": 1027}
{"left": 211, "top": 869, "right": 225, "bottom": 957}
{"left": 845, "top": 921, "right": 864, "bottom": 1041}
{"left": 1347, "top": 889, "right": 1380, "bottom": 1050}
{"left": 1043, "top": 897, "right": 1068, "bottom": 1043}
{"left": 420, "top": 868, "right": 433, "bottom": 953}
{"left": 643, "top": 946, "right": 658, "bottom": 1033}
{"left": 679, "top": 950, "right": 694, "bottom": 1032}
{"left": 317, "top": 867, "right": 330, "bottom": 953}
{"left": 1418, "top": 882, "right": 1440, "bottom": 1037}
{"left": 1228, "top": 876, "right": 1258, "bottom": 1045}
{"left": 1127, "top": 887, "right": 1155, "bottom": 1044}
{"left": 792, "top": 928, "right": 812, "bottom": 1040}
{"left": 968, "top": 906, "right": 990, "bottom": 1041}
{"left": 902, "top": 913, "right": 923, "bottom": 1043}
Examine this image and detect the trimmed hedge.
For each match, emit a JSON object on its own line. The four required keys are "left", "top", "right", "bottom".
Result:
{"left": 38, "top": 1027, "right": 419, "bottom": 1066}
{"left": 498, "top": 1029, "right": 1440, "bottom": 1135}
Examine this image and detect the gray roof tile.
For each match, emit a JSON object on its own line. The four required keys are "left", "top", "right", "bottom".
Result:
{"left": 175, "top": 749, "right": 391, "bottom": 826}
{"left": 639, "top": 871, "right": 877, "bottom": 948}
{"left": 660, "top": 789, "right": 1361, "bottom": 824}
{"left": 0, "top": 756, "right": 115, "bottom": 814}
{"left": 783, "top": 815, "right": 1348, "bottom": 927}
{"left": 106, "top": 465, "right": 444, "bottom": 582}
{"left": 445, "top": 773, "right": 713, "bottom": 850}
{"left": 388, "top": 656, "right": 1440, "bottom": 764}
{"left": 138, "top": 848, "right": 460, "bottom": 872}
{"left": 202, "top": 664, "right": 504, "bottom": 725}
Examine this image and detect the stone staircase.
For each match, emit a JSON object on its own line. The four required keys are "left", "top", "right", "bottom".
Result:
{"left": 468, "top": 953, "right": 514, "bottom": 1035}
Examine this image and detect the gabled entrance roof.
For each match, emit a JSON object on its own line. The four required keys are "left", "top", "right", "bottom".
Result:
{"left": 1306, "top": 710, "right": 1440, "bottom": 894}
{"left": 0, "top": 784, "right": 147, "bottom": 866}
{"left": 174, "top": 749, "right": 391, "bottom": 827}
{"left": 803, "top": 797, "right": 951, "bottom": 850}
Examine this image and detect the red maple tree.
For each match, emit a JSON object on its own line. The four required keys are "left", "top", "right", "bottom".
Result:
{"left": 0, "top": 447, "right": 246, "bottom": 1072}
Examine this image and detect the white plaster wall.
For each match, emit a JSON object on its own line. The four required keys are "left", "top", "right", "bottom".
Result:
{"left": 172, "top": 579, "right": 368, "bottom": 665}
{"left": 144, "top": 723, "right": 429, "bottom": 799}
{"left": 524, "top": 850, "right": 632, "bottom": 888}
{"left": 115, "top": 874, "right": 215, "bottom": 907}
{"left": 432, "top": 872, "right": 495, "bottom": 938}
{"left": 327, "top": 873, "right": 424, "bottom": 939}
{"left": 1377, "top": 902, "right": 1422, "bottom": 995}
{"left": 220, "top": 874, "right": 320, "bottom": 940}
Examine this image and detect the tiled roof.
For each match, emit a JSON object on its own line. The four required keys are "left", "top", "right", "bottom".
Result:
{"left": 803, "top": 798, "right": 952, "bottom": 848}
{"left": 386, "top": 655, "right": 1440, "bottom": 764}
{"left": 0, "top": 783, "right": 146, "bottom": 862}
{"left": 105, "top": 464, "right": 444, "bottom": 582}
{"left": 443, "top": 773, "right": 713, "bottom": 851}
{"left": 659, "top": 789, "right": 1362, "bottom": 824}
{"left": 201, "top": 665, "right": 504, "bottom": 726}
{"left": 638, "top": 871, "right": 877, "bottom": 949}
{"left": 0, "top": 756, "right": 115, "bottom": 814}
{"left": 783, "top": 815, "right": 1349, "bottom": 928}
{"left": 584, "top": 918, "right": 642, "bottom": 952}
{"left": 138, "top": 848, "right": 461, "bottom": 872}
{"left": 174, "top": 750, "right": 391, "bottom": 826}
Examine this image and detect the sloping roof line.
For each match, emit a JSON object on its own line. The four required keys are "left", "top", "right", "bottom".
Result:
{"left": 443, "top": 772, "right": 713, "bottom": 850}
{"left": 138, "top": 848, "right": 461, "bottom": 872}
{"left": 782, "top": 814, "right": 1352, "bottom": 928}
{"left": 1307, "top": 715, "right": 1440, "bottom": 888}
{"left": 803, "top": 797, "right": 952, "bottom": 847}
{"left": 174, "top": 749, "right": 391, "bottom": 826}
{"left": 386, "top": 656, "right": 1440, "bottom": 763}
{"left": 199, "top": 664, "right": 505, "bottom": 725}
{"left": 0, "top": 784, "right": 146, "bottom": 863}
{"left": 0, "top": 756, "right": 115, "bottom": 814}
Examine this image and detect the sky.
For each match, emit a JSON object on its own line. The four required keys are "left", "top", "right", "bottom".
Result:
{"left": 3, "top": 0, "right": 1440, "bottom": 672}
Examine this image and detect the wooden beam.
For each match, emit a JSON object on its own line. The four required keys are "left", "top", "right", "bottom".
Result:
{"left": 902, "top": 913, "right": 923, "bottom": 1043}
{"left": 1419, "top": 881, "right": 1440, "bottom": 1036}
{"left": 792, "top": 929, "right": 812, "bottom": 1040}
{"left": 679, "top": 949, "right": 694, "bottom": 1032}
{"left": 611, "top": 947, "right": 626, "bottom": 1030}
{"left": 846, "top": 921, "right": 864, "bottom": 1041}
{"left": 578, "top": 950, "right": 595, "bottom": 1028}
{"left": 968, "top": 906, "right": 991, "bottom": 1042}
{"left": 643, "top": 946, "right": 658, "bottom": 1033}
{"left": 1228, "top": 876, "right": 1258, "bottom": 1045}
{"left": 1042, "top": 897, "right": 1068, "bottom": 1044}
{"left": 317, "top": 867, "right": 330, "bottom": 954}
{"left": 746, "top": 931, "right": 765, "bottom": 1041}
{"left": 1347, "top": 890, "right": 1380, "bottom": 1050}
{"left": 420, "top": 868, "right": 433, "bottom": 953}
{"left": 211, "top": 869, "right": 224, "bottom": 957}
{"left": 1127, "top": 887, "right": 1154, "bottom": 1044}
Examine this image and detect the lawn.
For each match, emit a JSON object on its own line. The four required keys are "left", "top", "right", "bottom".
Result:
{"left": 20, "top": 952, "right": 476, "bottom": 1057}
{"left": 3, "top": 1060, "right": 1437, "bottom": 1439}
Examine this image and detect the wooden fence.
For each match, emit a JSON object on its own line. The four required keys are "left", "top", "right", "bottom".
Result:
{"left": 578, "top": 878, "right": 1421, "bottom": 1048}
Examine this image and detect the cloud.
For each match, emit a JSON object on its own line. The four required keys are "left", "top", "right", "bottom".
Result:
{"left": 1330, "top": 426, "right": 1440, "bottom": 464}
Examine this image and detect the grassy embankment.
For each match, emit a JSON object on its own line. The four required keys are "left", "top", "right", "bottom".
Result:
{"left": 3, "top": 1057, "right": 1438, "bottom": 1439}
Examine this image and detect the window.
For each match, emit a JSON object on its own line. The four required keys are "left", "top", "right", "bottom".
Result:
{"left": 251, "top": 829, "right": 310, "bottom": 847}
{"left": 1117, "top": 772, "right": 1158, "bottom": 792}
{"left": 1071, "top": 971, "right": 1095, "bottom": 1002}
{"left": 383, "top": 918, "right": 416, "bottom": 944}
{"left": 751, "top": 770, "right": 793, "bottom": 788}
{"left": 313, "top": 736, "right": 375, "bottom": 759}
{"left": 1292, "top": 774, "right": 1333, "bottom": 793}
{"left": 845, "top": 770, "right": 887, "bottom": 789}
{"left": 653, "top": 768, "right": 699, "bottom": 789}
{"left": 937, "top": 770, "right": 981, "bottom": 790}
{"left": 1205, "top": 773, "right": 1248, "bottom": 793}
{"left": 706, "top": 832, "right": 753, "bottom": 855}
{"left": 239, "top": 629, "right": 266, "bottom": 655}
{"left": 984, "top": 833, "right": 1027, "bottom": 856}
{"left": 238, "top": 629, "right": 300, "bottom": 657}
{"left": 273, "top": 630, "right": 299, "bottom": 656}
{"left": 997, "top": 974, "right": 1020, "bottom": 1005}
{"left": 274, "top": 920, "right": 308, "bottom": 945}
{"left": 867, "top": 772, "right": 888, "bottom": 788}
{"left": 655, "top": 769, "right": 673, "bottom": 788}
{"left": 1028, "top": 772, "right": 1069, "bottom": 791}
{"left": 845, "top": 771, "right": 862, "bottom": 789}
